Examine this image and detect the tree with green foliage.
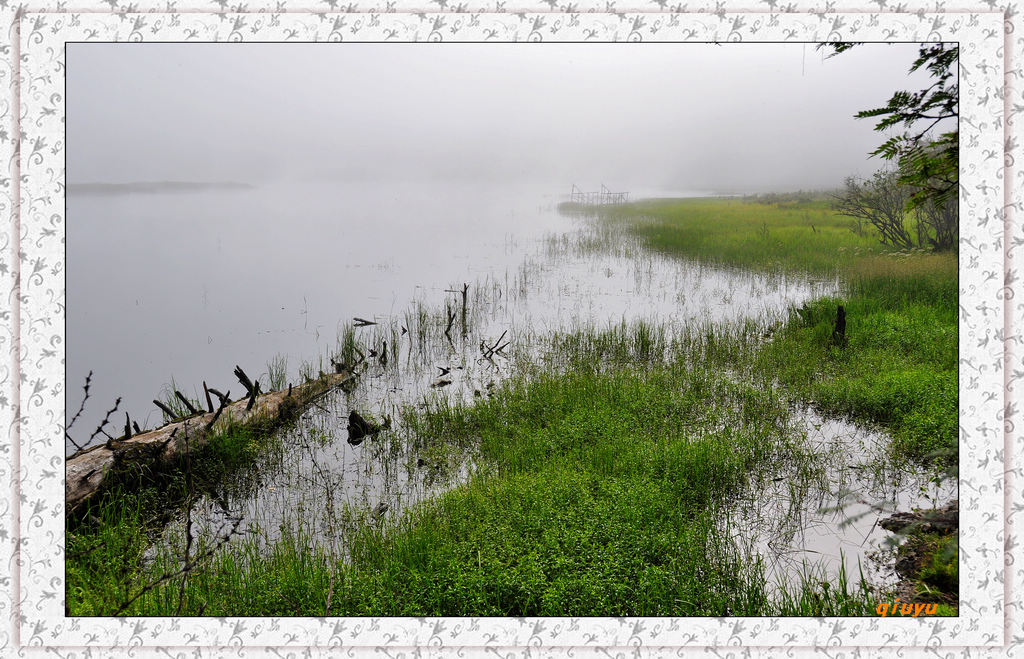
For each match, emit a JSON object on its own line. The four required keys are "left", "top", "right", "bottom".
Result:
{"left": 834, "top": 168, "right": 957, "bottom": 251}
{"left": 828, "top": 43, "right": 958, "bottom": 250}
{"left": 834, "top": 170, "right": 914, "bottom": 250}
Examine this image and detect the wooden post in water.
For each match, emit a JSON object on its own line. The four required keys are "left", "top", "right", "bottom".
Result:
{"left": 831, "top": 305, "right": 847, "bottom": 347}
{"left": 461, "top": 282, "right": 468, "bottom": 338}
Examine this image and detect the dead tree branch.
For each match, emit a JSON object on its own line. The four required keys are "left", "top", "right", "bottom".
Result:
{"left": 203, "top": 381, "right": 214, "bottom": 413}
{"left": 88, "top": 397, "right": 122, "bottom": 444}
{"left": 204, "top": 390, "right": 231, "bottom": 432}
{"left": 174, "top": 391, "right": 201, "bottom": 416}
{"left": 153, "top": 399, "right": 177, "bottom": 421}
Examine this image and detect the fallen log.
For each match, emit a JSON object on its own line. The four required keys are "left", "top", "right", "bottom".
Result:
{"left": 66, "top": 370, "right": 355, "bottom": 514}
{"left": 880, "top": 500, "right": 958, "bottom": 535}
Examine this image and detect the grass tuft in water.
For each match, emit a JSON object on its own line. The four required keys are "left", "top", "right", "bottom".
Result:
{"left": 264, "top": 354, "right": 288, "bottom": 391}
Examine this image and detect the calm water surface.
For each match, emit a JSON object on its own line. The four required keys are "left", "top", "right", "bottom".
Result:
{"left": 69, "top": 180, "right": 948, "bottom": 596}
{"left": 68, "top": 181, "right": 560, "bottom": 447}
{"left": 67, "top": 181, "right": 815, "bottom": 451}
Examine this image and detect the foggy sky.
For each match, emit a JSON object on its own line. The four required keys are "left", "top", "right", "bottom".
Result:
{"left": 68, "top": 42, "right": 934, "bottom": 194}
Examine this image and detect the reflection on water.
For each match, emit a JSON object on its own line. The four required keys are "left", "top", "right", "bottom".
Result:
{"left": 67, "top": 181, "right": 830, "bottom": 453}
{"left": 70, "top": 180, "right": 944, "bottom": 596}
{"left": 143, "top": 192, "right": 838, "bottom": 564}
{"left": 727, "top": 409, "right": 955, "bottom": 593}
{"left": 67, "top": 180, "right": 558, "bottom": 451}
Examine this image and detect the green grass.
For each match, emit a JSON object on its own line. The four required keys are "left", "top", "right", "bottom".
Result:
{"left": 66, "top": 416, "right": 292, "bottom": 616}
{"left": 71, "top": 195, "right": 954, "bottom": 617}
{"left": 591, "top": 198, "right": 957, "bottom": 468}
{"left": 594, "top": 197, "right": 888, "bottom": 275}
{"left": 759, "top": 255, "right": 957, "bottom": 467}
{"left": 264, "top": 354, "right": 288, "bottom": 391}
{"left": 92, "top": 355, "right": 877, "bottom": 616}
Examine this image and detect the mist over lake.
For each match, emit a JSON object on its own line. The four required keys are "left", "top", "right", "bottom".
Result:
{"left": 67, "top": 179, "right": 810, "bottom": 450}
{"left": 66, "top": 41, "right": 957, "bottom": 618}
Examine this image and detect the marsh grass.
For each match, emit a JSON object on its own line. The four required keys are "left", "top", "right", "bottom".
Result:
{"left": 264, "top": 354, "right": 288, "bottom": 391}
{"left": 578, "top": 198, "right": 958, "bottom": 469}
{"left": 590, "top": 198, "right": 887, "bottom": 275}
{"left": 769, "top": 558, "right": 876, "bottom": 616}
{"left": 759, "top": 257, "right": 957, "bottom": 466}
{"left": 88, "top": 328, "right": 877, "bottom": 616}
{"left": 155, "top": 377, "right": 206, "bottom": 422}
{"left": 73, "top": 195, "right": 947, "bottom": 617}
{"left": 66, "top": 411, "right": 297, "bottom": 616}
{"left": 847, "top": 253, "right": 958, "bottom": 309}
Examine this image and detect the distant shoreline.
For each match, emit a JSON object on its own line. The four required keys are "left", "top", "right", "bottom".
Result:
{"left": 68, "top": 181, "right": 255, "bottom": 195}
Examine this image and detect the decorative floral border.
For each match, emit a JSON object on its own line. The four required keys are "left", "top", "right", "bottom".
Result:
{"left": 0, "top": 2, "right": 1017, "bottom": 656}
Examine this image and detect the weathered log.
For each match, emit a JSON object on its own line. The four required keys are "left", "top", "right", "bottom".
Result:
{"left": 880, "top": 500, "right": 958, "bottom": 535}
{"left": 67, "top": 371, "right": 355, "bottom": 514}
{"left": 353, "top": 317, "right": 377, "bottom": 327}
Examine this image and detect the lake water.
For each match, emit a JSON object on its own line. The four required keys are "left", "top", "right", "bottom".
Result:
{"left": 66, "top": 180, "right": 822, "bottom": 452}
{"left": 68, "top": 181, "right": 557, "bottom": 448}
{"left": 68, "top": 180, "right": 947, "bottom": 597}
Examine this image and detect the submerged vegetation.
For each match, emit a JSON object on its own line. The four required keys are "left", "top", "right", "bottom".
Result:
{"left": 67, "top": 195, "right": 956, "bottom": 617}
